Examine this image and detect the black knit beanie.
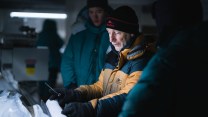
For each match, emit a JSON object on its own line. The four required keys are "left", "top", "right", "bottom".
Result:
{"left": 87, "top": 0, "right": 108, "bottom": 10}
{"left": 106, "top": 6, "right": 139, "bottom": 34}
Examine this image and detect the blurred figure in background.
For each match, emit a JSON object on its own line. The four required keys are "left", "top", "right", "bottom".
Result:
{"left": 119, "top": 0, "right": 208, "bottom": 117}
{"left": 36, "top": 19, "right": 64, "bottom": 102}
{"left": 61, "top": 0, "right": 112, "bottom": 89}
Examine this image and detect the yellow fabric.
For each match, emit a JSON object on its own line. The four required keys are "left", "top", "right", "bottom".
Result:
{"left": 100, "top": 71, "right": 142, "bottom": 100}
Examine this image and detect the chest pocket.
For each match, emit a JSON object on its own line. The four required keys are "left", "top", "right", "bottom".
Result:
{"left": 110, "top": 71, "right": 128, "bottom": 93}
{"left": 103, "top": 60, "right": 132, "bottom": 95}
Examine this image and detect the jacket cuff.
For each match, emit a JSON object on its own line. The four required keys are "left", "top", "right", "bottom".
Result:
{"left": 90, "top": 99, "right": 98, "bottom": 109}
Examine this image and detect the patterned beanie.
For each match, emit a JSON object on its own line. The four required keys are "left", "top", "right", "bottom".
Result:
{"left": 106, "top": 6, "right": 139, "bottom": 34}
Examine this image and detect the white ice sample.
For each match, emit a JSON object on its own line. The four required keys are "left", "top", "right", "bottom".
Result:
{"left": 46, "top": 99, "right": 66, "bottom": 117}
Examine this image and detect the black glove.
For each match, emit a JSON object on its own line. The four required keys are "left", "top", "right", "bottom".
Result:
{"left": 66, "top": 83, "right": 78, "bottom": 90}
{"left": 49, "top": 88, "right": 78, "bottom": 107}
{"left": 62, "top": 102, "right": 95, "bottom": 117}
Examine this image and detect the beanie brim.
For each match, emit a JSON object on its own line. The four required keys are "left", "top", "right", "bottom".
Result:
{"left": 106, "top": 17, "right": 139, "bottom": 34}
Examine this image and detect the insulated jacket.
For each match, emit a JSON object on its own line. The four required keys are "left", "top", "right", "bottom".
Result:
{"left": 61, "top": 22, "right": 110, "bottom": 88}
{"left": 75, "top": 33, "right": 153, "bottom": 116}
{"left": 119, "top": 21, "right": 208, "bottom": 117}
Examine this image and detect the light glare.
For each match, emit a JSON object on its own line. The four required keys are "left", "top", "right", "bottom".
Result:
{"left": 10, "top": 12, "right": 67, "bottom": 19}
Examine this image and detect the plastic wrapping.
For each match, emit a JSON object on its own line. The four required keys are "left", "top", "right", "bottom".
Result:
{"left": 1, "top": 69, "right": 18, "bottom": 90}
{"left": 0, "top": 90, "right": 32, "bottom": 117}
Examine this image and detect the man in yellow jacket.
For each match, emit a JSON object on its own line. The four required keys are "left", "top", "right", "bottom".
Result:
{"left": 49, "top": 6, "right": 154, "bottom": 117}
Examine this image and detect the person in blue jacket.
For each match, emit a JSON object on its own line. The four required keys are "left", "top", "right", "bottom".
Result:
{"left": 61, "top": 0, "right": 112, "bottom": 89}
{"left": 36, "top": 19, "right": 64, "bottom": 102}
{"left": 119, "top": 0, "right": 208, "bottom": 117}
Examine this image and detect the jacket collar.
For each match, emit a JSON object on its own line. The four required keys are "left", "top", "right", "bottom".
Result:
{"left": 113, "top": 33, "right": 145, "bottom": 69}
{"left": 121, "top": 33, "right": 145, "bottom": 61}
{"left": 85, "top": 22, "right": 106, "bottom": 33}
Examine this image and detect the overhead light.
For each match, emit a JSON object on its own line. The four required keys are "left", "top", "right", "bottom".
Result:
{"left": 10, "top": 12, "right": 67, "bottom": 19}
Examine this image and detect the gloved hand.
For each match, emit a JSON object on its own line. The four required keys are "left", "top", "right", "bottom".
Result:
{"left": 66, "top": 83, "right": 78, "bottom": 90}
{"left": 49, "top": 88, "right": 77, "bottom": 107}
{"left": 61, "top": 102, "right": 95, "bottom": 117}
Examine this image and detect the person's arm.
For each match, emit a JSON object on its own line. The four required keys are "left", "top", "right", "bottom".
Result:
{"left": 61, "top": 35, "right": 77, "bottom": 88}
{"left": 95, "top": 93, "right": 127, "bottom": 117}
{"left": 74, "top": 70, "right": 105, "bottom": 101}
{"left": 59, "top": 68, "right": 137, "bottom": 117}
{"left": 60, "top": 70, "right": 105, "bottom": 117}
{"left": 61, "top": 93, "right": 127, "bottom": 117}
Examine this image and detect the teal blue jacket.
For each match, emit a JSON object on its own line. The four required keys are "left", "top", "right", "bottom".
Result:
{"left": 61, "top": 22, "right": 110, "bottom": 87}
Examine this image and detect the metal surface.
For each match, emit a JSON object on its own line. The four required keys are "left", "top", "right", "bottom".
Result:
{"left": 12, "top": 47, "right": 49, "bottom": 81}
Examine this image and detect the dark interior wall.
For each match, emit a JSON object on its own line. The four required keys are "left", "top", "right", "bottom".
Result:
{"left": 0, "top": 0, "right": 208, "bottom": 44}
{"left": 0, "top": 0, "right": 66, "bottom": 12}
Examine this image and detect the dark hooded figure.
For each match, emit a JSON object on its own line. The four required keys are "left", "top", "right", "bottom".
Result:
{"left": 119, "top": 0, "right": 208, "bottom": 117}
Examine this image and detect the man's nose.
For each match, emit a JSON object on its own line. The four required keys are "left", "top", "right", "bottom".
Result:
{"left": 109, "top": 34, "right": 115, "bottom": 43}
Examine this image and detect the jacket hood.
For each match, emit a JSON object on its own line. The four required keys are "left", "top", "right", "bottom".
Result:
{"left": 122, "top": 33, "right": 147, "bottom": 61}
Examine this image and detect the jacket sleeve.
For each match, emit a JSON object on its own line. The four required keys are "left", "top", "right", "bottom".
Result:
{"left": 92, "top": 61, "right": 143, "bottom": 116}
{"left": 77, "top": 70, "right": 141, "bottom": 114}
{"left": 75, "top": 70, "right": 104, "bottom": 101}
{"left": 61, "top": 35, "right": 77, "bottom": 87}
{"left": 96, "top": 93, "right": 127, "bottom": 117}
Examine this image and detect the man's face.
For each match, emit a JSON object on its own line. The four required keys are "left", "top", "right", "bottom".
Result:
{"left": 89, "top": 7, "right": 106, "bottom": 27}
{"left": 107, "top": 28, "right": 131, "bottom": 51}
